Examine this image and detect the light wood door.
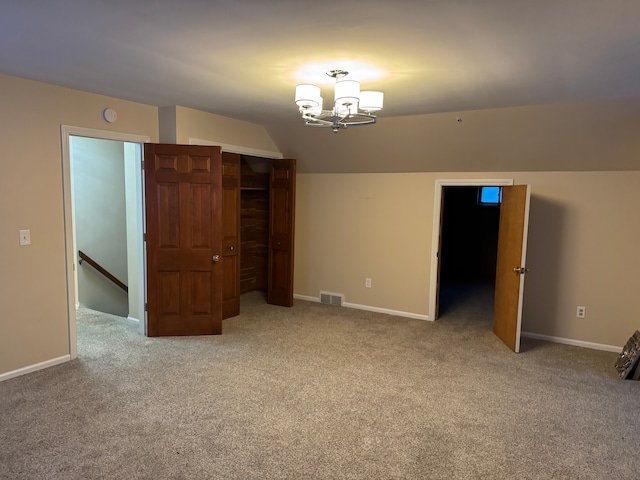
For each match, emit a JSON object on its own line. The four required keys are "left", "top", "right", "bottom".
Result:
{"left": 493, "top": 184, "right": 531, "bottom": 352}
{"left": 221, "top": 152, "right": 240, "bottom": 319}
{"left": 144, "top": 144, "right": 223, "bottom": 336}
{"left": 268, "top": 159, "right": 296, "bottom": 307}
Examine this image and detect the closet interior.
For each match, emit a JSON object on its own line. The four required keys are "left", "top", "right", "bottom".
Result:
{"left": 239, "top": 155, "right": 271, "bottom": 297}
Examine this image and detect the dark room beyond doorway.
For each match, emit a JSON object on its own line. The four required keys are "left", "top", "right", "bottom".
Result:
{"left": 438, "top": 186, "right": 501, "bottom": 319}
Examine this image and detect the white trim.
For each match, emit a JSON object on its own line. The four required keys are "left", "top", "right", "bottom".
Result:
{"left": 62, "top": 125, "right": 151, "bottom": 144}
{"left": 428, "top": 178, "right": 514, "bottom": 323}
{"left": 521, "top": 331, "right": 621, "bottom": 353}
{"left": 294, "top": 294, "right": 321, "bottom": 303}
{"left": 343, "top": 302, "right": 430, "bottom": 321}
{"left": 188, "top": 138, "right": 283, "bottom": 159}
{"left": 294, "top": 295, "right": 622, "bottom": 351}
{"left": 293, "top": 294, "right": 430, "bottom": 321}
{"left": 61, "top": 125, "right": 150, "bottom": 360}
{"left": 127, "top": 316, "right": 140, "bottom": 324}
{"left": 0, "top": 355, "right": 71, "bottom": 382}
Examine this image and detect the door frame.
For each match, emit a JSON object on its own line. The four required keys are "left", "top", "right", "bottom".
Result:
{"left": 61, "top": 125, "right": 150, "bottom": 359}
{"left": 428, "top": 178, "right": 514, "bottom": 321}
{"left": 188, "top": 138, "right": 283, "bottom": 159}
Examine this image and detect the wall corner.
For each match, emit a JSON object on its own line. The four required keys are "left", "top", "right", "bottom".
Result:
{"left": 158, "top": 106, "right": 177, "bottom": 143}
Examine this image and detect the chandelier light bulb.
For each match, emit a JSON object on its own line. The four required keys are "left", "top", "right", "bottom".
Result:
{"left": 334, "top": 80, "right": 360, "bottom": 106}
{"left": 295, "top": 84, "right": 321, "bottom": 108}
{"left": 359, "top": 91, "right": 384, "bottom": 112}
{"left": 302, "top": 97, "right": 323, "bottom": 115}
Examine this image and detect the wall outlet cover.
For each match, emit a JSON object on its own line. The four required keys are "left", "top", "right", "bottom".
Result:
{"left": 19, "top": 229, "right": 31, "bottom": 246}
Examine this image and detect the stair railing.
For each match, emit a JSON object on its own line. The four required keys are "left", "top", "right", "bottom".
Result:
{"left": 78, "top": 250, "right": 128, "bottom": 293}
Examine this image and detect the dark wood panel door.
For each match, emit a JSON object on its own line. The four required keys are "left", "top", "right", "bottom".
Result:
{"left": 144, "top": 144, "right": 223, "bottom": 336}
{"left": 493, "top": 184, "right": 531, "bottom": 352}
{"left": 268, "top": 159, "right": 296, "bottom": 307}
{"left": 221, "top": 152, "right": 240, "bottom": 319}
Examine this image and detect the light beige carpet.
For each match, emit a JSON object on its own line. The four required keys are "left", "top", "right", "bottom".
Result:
{"left": 1, "top": 290, "right": 638, "bottom": 479}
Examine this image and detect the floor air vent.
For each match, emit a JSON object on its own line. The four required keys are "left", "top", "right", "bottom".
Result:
{"left": 320, "top": 291, "right": 344, "bottom": 307}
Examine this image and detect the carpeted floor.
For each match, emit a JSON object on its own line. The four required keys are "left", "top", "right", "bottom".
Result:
{"left": 1, "top": 290, "right": 639, "bottom": 479}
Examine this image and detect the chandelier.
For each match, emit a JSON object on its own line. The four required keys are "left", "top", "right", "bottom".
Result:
{"left": 294, "top": 69, "right": 384, "bottom": 133}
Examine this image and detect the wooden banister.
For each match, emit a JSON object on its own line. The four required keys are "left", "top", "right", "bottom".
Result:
{"left": 78, "top": 250, "right": 128, "bottom": 293}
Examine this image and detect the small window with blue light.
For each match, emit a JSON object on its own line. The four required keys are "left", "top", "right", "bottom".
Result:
{"left": 478, "top": 186, "right": 502, "bottom": 205}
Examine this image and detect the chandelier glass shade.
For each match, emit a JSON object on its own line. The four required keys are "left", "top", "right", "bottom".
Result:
{"left": 294, "top": 70, "right": 384, "bottom": 132}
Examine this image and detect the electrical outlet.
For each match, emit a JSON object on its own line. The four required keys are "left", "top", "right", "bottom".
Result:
{"left": 365, "top": 278, "right": 372, "bottom": 288}
{"left": 19, "top": 229, "right": 31, "bottom": 246}
{"left": 576, "top": 306, "right": 586, "bottom": 318}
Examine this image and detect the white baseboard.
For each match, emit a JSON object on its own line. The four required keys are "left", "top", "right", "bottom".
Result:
{"left": 343, "top": 302, "right": 430, "bottom": 321}
{"left": 293, "top": 295, "right": 622, "bottom": 350}
{"left": 127, "top": 316, "right": 140, "bottom": 323}
{"left": 293, "top": 294, "right": 430, "bottom": 321}
{"left": 294, "top": 294, "right": 321, "bottom": 303}
{"left": 0, "top": 355, "right": 71, "bottom": 383}
{"left": 521, "top": 331, "right": 621, "bottom": 352}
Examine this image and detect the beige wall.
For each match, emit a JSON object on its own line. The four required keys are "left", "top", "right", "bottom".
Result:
{"left": 2, "top": 70, "right": 639, "bottom": 376}
{"left": 160, "top": 105, "right": 280, "bottom": 152}
{"left": 278, "top": 98, "right": 640, "bottom": 348}
{"left": 266, "top": 98, "right": 640, "bottom": 173}
{"left": 294, "top": 171, "right": 640, "bottom": 348}
{"left": 0, "top": 73, "right": 158, "bottom": 376}
{"left": 0, "top": 75, "right": 279, "bottom": 377}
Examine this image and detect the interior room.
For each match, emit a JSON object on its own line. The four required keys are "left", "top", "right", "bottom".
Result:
{"left": 1, "top": 1, "right": 639, "bottom": 478}
{"left": 437, "top": 186, "right": 501, "bottom": 319}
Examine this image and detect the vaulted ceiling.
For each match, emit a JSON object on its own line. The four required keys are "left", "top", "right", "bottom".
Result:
{"left": 2, "top": 0, "right": 640, "bottom": 127}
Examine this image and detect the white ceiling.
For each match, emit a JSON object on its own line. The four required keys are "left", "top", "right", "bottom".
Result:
{"left": 1, "top": 0, "right": 640, "bottom": 125}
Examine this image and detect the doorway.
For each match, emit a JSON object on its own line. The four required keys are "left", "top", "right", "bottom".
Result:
{"left": 143, "top": 142, "right": 293, "bottom": 335}
{"left": 428, "top": 179, "right": 514, "bottom": 322}
{"left": 70, "top": 136, "right": 133, "bottom": 318}
{"left": 188, "top": 138, "right": 286, "bottom": 314}
{"left": 438, "top": 186, "right": 500, "bottom": 320}
{"left": 61, "top": 126, "right": 149, "bottom": 359}
{"left": 221, "top": 153, "right": 297, "bottom": 317}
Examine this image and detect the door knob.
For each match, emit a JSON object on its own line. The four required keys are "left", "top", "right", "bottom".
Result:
{"left": 512, "top": 267, "right": 529, "bottom": 274}
{"left": 212, "top": 255, "right": 220, "bottom": 263}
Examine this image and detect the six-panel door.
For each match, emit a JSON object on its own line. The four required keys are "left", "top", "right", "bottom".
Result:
{"left": 144, "top": 144, "right": 223, "bottom": 336}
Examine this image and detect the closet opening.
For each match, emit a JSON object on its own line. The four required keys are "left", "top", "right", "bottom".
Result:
{"left": 239, "top": 155, "right": 271, "bottom": 303}
{"left": 220, "top": 150, "right": 295, "bottom": 321}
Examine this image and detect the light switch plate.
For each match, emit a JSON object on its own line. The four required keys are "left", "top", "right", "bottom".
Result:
{"left": 19, "top": 229, "right": 31, "bottom": 246}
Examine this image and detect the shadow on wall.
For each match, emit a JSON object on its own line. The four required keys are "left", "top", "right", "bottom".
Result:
{"left": 522, "top": 195, "right": 566, "bottom": 334}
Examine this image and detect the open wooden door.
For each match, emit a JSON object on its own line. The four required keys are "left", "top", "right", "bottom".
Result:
{"left": 221, "top": 152, "right": 240, "bottom": 319}
{"left": 493, "top": 184, "right": 531, "bottom": 352}
{"left": 144, "top": 144, "right": 223, "bottom": 336}
{"left": 268, "top": 159, "right": 296, "bottom": 307}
